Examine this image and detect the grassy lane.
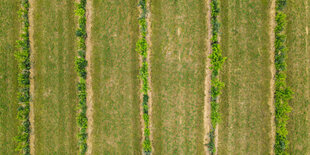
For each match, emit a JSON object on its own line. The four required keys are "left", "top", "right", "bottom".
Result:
{"left": 286, "top": 0, "right": 310, "bottom": 154}
{"left": 90, "top": 0, "right": 141, "bottom": 154}
{"left": 32, "top": 0, "right": 78, "bottom": 154}
{"left": 150, "top": 0, "right": 207, "bottom": 154}
{"left": 0, "top": 0, "right": 19, "bottom": 154}
{"left": 218, "top": 0, "right": 272, "bottom": 154}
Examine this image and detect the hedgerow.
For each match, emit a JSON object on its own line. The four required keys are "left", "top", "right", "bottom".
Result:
{"left": 274, "top": 1, "right": 293, "bottom": 154}
{"left": 207, "top": 0, "right": 226, "bottom": 154}
{"left": 136, "top": 0, "right": 151, "bottom": 154}
{"left": 75, "top": 0, "right": 88, "bottom": 154}
{"left": 14, "top": 0, "right": 31, "bottom": 154}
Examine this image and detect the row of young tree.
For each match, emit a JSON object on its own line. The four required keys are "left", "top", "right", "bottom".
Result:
{"left": 14, "top": 0, "right": 31, "bottom": 154}
{"left": 274, "top": 0, "right": 293, "bottom": 154}
{"left": 75, "top": 0, "right": 88, "bottom": 154}
{"left": 207, "top": 0, "right": 227, "bottom": 154}
{"left": 136, "top": 0, "right": 151, "bottom": 154}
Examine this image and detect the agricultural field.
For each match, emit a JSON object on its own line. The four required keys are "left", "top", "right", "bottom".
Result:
{"left": 150, "top": 0, "right": 207, "bottom": 154}
{"left": 286, "top": 0, "right": 310, "bottom": 154}
{"left": 0, "top": 0, "right": 20, "bottom": 154}
{"left": 218, "top": 0, "right": 273, "bottom": 154}
{"left": 1, "top": 0, "right": 310, "bottom": 155}
{"left": 89, "top": 0, "right": 142, "bottom": 154}
{"left": 31, "top": 0, "right": 78, "bottom": 154}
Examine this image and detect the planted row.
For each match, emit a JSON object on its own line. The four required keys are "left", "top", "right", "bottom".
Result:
{"left": 274, "top": 0, "right": 293, "bottom": 154}
{"left": 14, "top": 0, "right": 31, "bottom": 154}
{"left": 207, "top": 0, "right": 226, "bottom": 154}
{"left": 74, "top": 0, "right": 88, "bottom": 154}
{"left": 136, "top": 0, "right": 151, "bottom": 154}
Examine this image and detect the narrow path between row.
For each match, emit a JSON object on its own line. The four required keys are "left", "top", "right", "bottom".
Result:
{"left": 85, "top": 0, "right": 94, "bottom": 154}
{"left": 29, "top": 0, "right": 35, "bottom": 154}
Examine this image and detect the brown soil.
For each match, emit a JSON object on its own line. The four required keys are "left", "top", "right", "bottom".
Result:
{"left": 146, "top": 0, "right": 154, "bottom": 153}
{"left": 268, "top": 0, "right": 276, "bottom": 154}
{"left": 29, "top": 0, "right": 36, "bottom": 154}
{"left": 203, "top": 0, "right": 212, "bottom": 155}
{"left": 85, "top": 0, "right": 94, "bottom": 154}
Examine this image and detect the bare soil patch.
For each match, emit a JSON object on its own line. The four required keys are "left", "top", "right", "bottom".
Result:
{"left": 29, "top": 0, "right": 35, "bottom": 154}
{"left": 268, "top": 1, "right": 276, "bottom": 154}
{"left": 85, "top": 0, "right": 94, "bottom": 154}
{"left": 203, "top": 0, "right": 212, "bottom": 154}
{"left": 146, "top": 0, "right": 154, "bottom": 153}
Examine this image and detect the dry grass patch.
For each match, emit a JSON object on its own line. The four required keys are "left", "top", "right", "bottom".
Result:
{"left": 90, "top": 0, "right": 142, "bottom": 154}
{"left": 31, "top": 0, "right": 78, "bottom": 154}
{"left": 0, "top": 0, "right": 20, "bottom": 154}
{"left": 218, "top": 0, "right": 273, "bottom": 154}
{"left": 286, "top": 0, "right": 310, "bottom": 154}
{"left": 150, "top": 0, "right": 207, "bottom": 154}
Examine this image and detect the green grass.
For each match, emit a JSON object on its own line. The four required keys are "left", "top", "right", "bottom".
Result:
{"left": 286, "top": 0, "right": 310, "bottom": 154}
{"left": 150, "top": 0, "right": 207, "bottom": 154}
{"left": 218, "top": 0, "right": 272, "bottom": 154}
{"left": 90, "top": 0, "right": 142, "bottom": 154}
{"left": 0, "top": 0, "right": 20, "bottom": 154}
{"left": 32, "top": 0, "right": 78, "bottom": 154}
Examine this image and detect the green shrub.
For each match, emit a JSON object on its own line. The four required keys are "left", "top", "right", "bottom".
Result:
{"left": 137, "top": 0, "right": 152, "bottom": 153}
{"left": 207, "top": 128, "right": 216, "bottom": 153}
{"left": 274, "top": 0, "right": 293, "bottom": 154}
{"left": 14, "top": 0, "right": 31, "bottom": 154}
{"left": 208, "top": 0, "right": 226, "bottom": 154}
{"left": 75, "top": 57, "right": 88, "bottom": 79}
{"left": 75, "top": 0, "right": 88, "bottom": 154}
{"left": 276, "top": 0, "right": 287, "bottom": 10}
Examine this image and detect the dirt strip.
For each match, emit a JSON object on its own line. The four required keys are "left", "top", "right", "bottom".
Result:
{"left": 28, "top": 0, "right": 35, "bottom": 154}
{"left": 306, "top": 1, "right": 308, "bottom": 57}
{"left": 85, "top": 0, "right": 94, "bottom": 154}
{"left": 146, "top": 0, "right": 154, "bottom": 153}
{"left": 268, "top": 0, "right": 276, "bottom": 154}
{"left": 203, "top": 0, "right": 212, "bottom": 154}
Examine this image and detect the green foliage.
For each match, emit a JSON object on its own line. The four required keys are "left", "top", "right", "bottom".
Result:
{"left": 138, "top": 0, "right": 147, "bottom": 18}
{"left": 75, "top": 57, "right": 88, "bottom": 79}
{"left": 207, "top": 128, "right": 216, "bottom": 153}
{"left": 275, "top": 12, "right": 286, "bottom": 33}
{"left": 137, "top": 0, "right": 152, "bottom": 153}
{"left": 14, "top": 0, "right": 31, "bottom": 154}
{"left": 75, "top": 0, "right": 88, "bottom": 154}
{"left": 276, "top": 0, "right": 287, "bottom": 11}
{"left": 274, "top": 1, "right": 293, "bottom": 154}
{"left": 209, "top": 44, "right": 226, "bottom": 76}
{"left": 207, "top": 0, "right": 226, "bottom": 154}
{"left": 136, "top": 38, "right": 147, "bottom": 57}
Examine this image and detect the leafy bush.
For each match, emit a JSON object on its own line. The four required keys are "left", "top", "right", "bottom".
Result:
{"left": 14, "top": 0, "right": 31, "bottom": 154}
{"left": 207, "top": 128, "right": 216, "bottom": 153}
{"left": 274, "top": 0, "right": 293, "bottom": 154}
{"left": 207, "top": 0, "right": 226, "bottom": 154}
{"left": 137, "top": 0, "right": 152, "bottom": 153}
{"left": 75, "top": 0, "right": 88, "bottom": 154}
{"left": 276, "top": 0, "right": 287, "bottom": 11}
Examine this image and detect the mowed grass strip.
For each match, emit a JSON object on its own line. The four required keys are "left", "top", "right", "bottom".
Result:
{"left": 218, "top": 0, "right": 272, "bottom": 154}
{"left": 0, "top": 0, "right": 20, "bottom": 154}
{"left": 90, "top": 0, "right": 141, "bottom": 154}
{"left": 150, "top": 0, "right": 207, "bottom": 154}
{"left": 286, "top": 0, "right": 310, "bottom": 154}
{"left": 32, "top": 0, "right": 78, "bottom": 154}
